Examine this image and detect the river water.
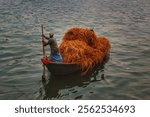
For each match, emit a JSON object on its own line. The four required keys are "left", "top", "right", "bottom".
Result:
{"left": 0, "top": 0, "right": 150, "bottom": 99}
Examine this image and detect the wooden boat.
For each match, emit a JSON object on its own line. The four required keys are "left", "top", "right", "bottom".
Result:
{"left": 41, "top": 59, "right": 80, "bottom": 75}
{"left": 40, "top": 27, "right": 110, "bottom": 76}
{"left": 41, "top": 53, "right": 109, "bottom": 76}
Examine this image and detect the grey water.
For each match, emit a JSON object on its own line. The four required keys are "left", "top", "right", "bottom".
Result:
{"left": 0, "top": 0, "right": 150, "bottom": 100}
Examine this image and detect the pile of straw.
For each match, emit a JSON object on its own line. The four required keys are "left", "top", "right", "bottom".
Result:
{"left": 59, "top": 27, "right": 110, "bottom": 74}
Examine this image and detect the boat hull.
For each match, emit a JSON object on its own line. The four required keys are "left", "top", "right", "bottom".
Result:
{"left": 45, "top": 62, "right": 80, "bottom": 75}
{"left": 41, "top": 53, "right": 109, "bottom": 76}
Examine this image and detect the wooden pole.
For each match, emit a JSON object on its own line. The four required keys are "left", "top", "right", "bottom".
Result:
{"left": 41, "top": 24, "right": 46, "bottom": 80}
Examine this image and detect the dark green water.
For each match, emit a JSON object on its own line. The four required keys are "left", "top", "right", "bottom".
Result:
{"left": 0, "top": 0, "right": 150, "bottom": 99}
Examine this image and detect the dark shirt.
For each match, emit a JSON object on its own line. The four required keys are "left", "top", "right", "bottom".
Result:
{"left": 47, "top": 37, "right": 59, "bottom": 55}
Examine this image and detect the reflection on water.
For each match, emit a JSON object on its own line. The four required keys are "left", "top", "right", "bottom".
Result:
{"left": 41, "top": 64, "right": 106, "bottom": 100}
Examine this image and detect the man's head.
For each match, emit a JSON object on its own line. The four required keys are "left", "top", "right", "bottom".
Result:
{"left": 49, "top": 32, "right": 54, "bottom": 38}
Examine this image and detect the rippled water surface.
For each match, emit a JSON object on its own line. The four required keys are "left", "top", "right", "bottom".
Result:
{"left": 0, "top": 0, "right": 150, "bottom": 99}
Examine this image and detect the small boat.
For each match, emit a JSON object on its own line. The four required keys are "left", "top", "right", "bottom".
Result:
{"left": 41, "top": 53, "right": 109, "bottom": 76}
{"left": 41, "top": 59, "right": 80, "bottom": 75}
{"left": 40, "top": 27, "right": 110, "bottom": 76}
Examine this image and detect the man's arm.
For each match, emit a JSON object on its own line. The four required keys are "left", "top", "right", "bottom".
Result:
{"left": 43, "top": 41, "right": 49, "bottom": 46}
{"left": 42, "top": 34, "right": 49, "bottom": 40}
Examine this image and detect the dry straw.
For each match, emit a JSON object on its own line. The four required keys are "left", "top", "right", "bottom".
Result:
{"left": 59, "top": 27, "right": 110, "bottom": 75}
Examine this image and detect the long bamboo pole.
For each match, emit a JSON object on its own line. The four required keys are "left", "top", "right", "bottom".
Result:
{"left": 41, "top": 24, "right": 46, "bottom": 80}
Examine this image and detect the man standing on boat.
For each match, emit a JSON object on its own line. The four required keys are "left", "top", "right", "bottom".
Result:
{"left": 42, "top": 32, "right": 63, "bottom": 62}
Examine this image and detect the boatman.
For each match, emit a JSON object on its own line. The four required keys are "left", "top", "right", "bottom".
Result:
{"left": 42, "top": 32, "right": 63, "bottom": 62}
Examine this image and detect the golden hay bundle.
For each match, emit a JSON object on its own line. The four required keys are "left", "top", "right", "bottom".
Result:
{"left": 59, "top": 27, "right": 110, "bottom": 75}
{"left": 95, "top": 36, "right": 111, "bottom": 54}
{"left": 59, "top": 40, "right": 104, "bottom": 75}
{"left": 62, "top": 27, "right": 98, "bottom": 47}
